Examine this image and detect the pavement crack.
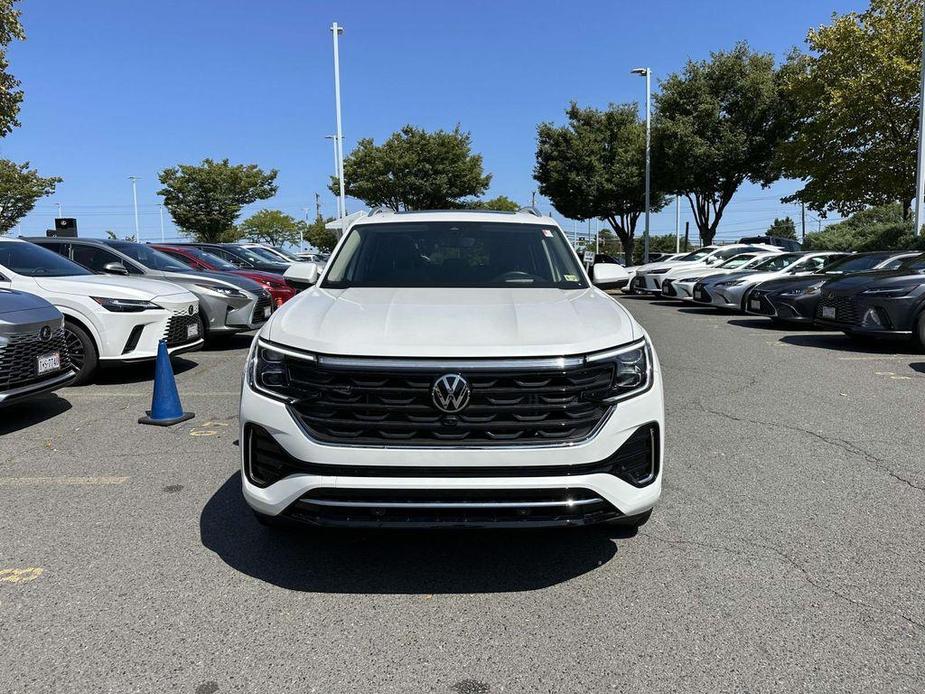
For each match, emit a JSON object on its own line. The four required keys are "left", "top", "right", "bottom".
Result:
{"left": 698, "top": 404, "right": 925, "bottom": 494}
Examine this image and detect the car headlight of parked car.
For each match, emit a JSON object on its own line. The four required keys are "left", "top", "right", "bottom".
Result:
{"left": 780, "top": 283, "right": 823, "bottom": 297}
{"left": 195, "top": 283, "right": 248, "bottom": 299}
{"left": 586, "top": 338, "right": 653, "bottom": 403}
{"left": 860, "top": 286, "right": 914, "bottom": 298}
{"left": 715, "top": 279, "right": 746, "bottom": 288}
{"left": 679, "top": 276, "right": 703, "bottom": 283}
{"left": 91, "top": 296, "right": 161, "bottom": 312}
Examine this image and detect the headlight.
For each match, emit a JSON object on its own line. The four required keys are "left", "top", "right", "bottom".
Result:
{"left": 716, "top": 279, "right": 745, "bottom": 288}
{"left": 648, "top": 269, "right": 670, "bottom": 275}
{"left": 195, "top": 283, "right": 247, "bottom": 299}
{"left": 586, "top": 338, "right": 653, "bottom": 403}
{"left": 248, "top": 338, "right": 315, "bottom": 401}
{"left": 860, "top": 286, "right": 913, "bottom": 298}
{"left": 780, "top": 283, "right": 822, "bottom": 297}
{"left": 679, "top": 277, "right": 702, "bottom": 283}
{"left": 91, "top": 296, "right": 160, "bottom": 312}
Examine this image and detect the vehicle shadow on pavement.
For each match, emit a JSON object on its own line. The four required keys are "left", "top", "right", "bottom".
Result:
{"left": 91, "top": 356, "right": 199, "bottom": 385}
{"left": 0, "top": 393, "right": 72, "bottom": 435}
{"left": 727, "top": 319, "right": 815, "bottom": 331}
{"left": 200, "top": 473, "right": 624, "bottom": 594}
{"left": 201, "top": 333, "right": 256, "bottom": 352}
{"left": 778, "top": 333, "right": 921, "bottom": 355}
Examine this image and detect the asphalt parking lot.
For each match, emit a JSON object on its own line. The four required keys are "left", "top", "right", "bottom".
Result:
{"left": 1, "top": 297, "right": 923, "bottom": 694}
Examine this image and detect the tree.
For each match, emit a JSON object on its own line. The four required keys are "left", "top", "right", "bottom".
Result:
{"left": 333, "top": 125, "right": 491, "bottom": 210}
{"left": 238, "top": 209, "right": 308, "bottom": 248}
{"left": 0, "top": 1, "right": 24, "bottom": 138}
{"left": 654, "top": 42, "right": 788, "bottom": 246}
{"left": 158, "top": 158, "right": 278, "bottom": 242}
{"left": 802, "top": 203, "right": 925, "bottom": 251}
{"left": 0, "top": 160, "right": 60, "bottom": 233}
{"left": 465, "top": 195, "right": 521, "bottom": 211}
{"left": 766, "top": 216, "right": 797, "bottom": 239}
{"left": 777, "top": 0, "right": 923, "bottom": 219}
{"left": 535, "top": 103, "right": 667, "bottom": 263}
{"left": 305, "top": 216, "right": 338, "bottom": 253}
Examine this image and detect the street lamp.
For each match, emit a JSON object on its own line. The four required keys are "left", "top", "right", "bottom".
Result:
{"left": 631, "top": 67, "right": 651, "bottom": 262}
{"left": 129, "top": 176, "right": 141, "bottom": 242}
{"left": 331, "top": 22, "right": 346, "bottom": 221}
{"left": 325, "top": 134, "right": 342, "bottom": 218}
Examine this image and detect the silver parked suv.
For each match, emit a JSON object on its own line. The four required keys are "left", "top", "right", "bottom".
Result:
{"left": 0, "top": 288, "right": 75, "bottom": 406}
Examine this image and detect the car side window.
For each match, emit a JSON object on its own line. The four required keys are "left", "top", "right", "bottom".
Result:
{"left": 72, "top": 245, "right": 127, "bottom": 273}
{"left": 162, "top": 249, "right": 200, "bottom": 268}
{"left": 881, "top": 257, "right": 906, "bottom": 270}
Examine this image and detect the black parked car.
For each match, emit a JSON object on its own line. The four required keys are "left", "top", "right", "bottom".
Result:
{"left": 174, "top": 243, "right": 289, "bottom": 274}
{"left": 813, "top": 253, "right": 925, "bottom": 344}
{"left": 744, "top": 251, "right": 916, "bottom": 325}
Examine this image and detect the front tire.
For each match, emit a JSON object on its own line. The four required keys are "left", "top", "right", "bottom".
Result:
{"left": 914, "top": 311, "right": 925, "bottom": 350}
{"left": 64, "top": 320, "right": 99, "bottom": 386}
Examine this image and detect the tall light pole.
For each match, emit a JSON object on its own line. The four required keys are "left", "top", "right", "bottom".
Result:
{"left": 674, "top": 195, "right": 680, "bottom": 253}
{"left": 325, "top": 134, "right": 342, "bottom": 218}
{"left": 631, "top": 67, "right": 652, "bottom": 261}
{"left": 158, "top": 204, "right": 165, "bottom": 243}
{"left": 331, "top": 22, "right": 347, "bottom": 221}
{"left": 56, "top": 202, "right": 62, "bottom": 219}
{"left": 129, "top": 176, "right": 140, "bottom": 242}
{"left": 301, "top": 207, "right": 310, "bottom": 252}
{"left": 914, "top": 8, "right": 925, "bottom": 236}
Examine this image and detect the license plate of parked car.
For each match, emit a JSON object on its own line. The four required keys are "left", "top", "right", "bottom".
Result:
{"left": 694, "top": 290, "right": 704, "bottom": 300}
{"left": 263, "top": 306, "right": 271, "bottom": 318}
{"left": 187, "top": 323, "right": 199, "bottom": 339}
{"left": 822, "top": 306, "right": 836, "bottom": 320}
{"left": 36, "top": 352, "right": 60, "bottom": 375}
{"left": 749, "top": 299, "right": 761, "bottom": 311}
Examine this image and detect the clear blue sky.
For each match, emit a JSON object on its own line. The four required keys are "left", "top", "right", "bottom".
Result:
{"left": 3, "top": 0, "right": 868, "bottom": 243}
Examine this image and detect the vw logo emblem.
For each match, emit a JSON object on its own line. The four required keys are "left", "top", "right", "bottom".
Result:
{"left": 431, "top": 373, "right": 471, "bottom": 413}
{"left": 39, "top": 326, "right": 52, "bottom": 341}
{"left": 187, "top": 305, "right": 194, "bottom": 315}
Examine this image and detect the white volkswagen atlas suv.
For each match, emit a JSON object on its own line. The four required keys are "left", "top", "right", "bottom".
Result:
{"left": 241, "top": 209, "right": 665, "bottom": 530}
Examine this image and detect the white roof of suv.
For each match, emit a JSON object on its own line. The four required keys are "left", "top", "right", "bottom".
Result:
{"left": 350, "top": 209, "right": 559, "bottom": 227}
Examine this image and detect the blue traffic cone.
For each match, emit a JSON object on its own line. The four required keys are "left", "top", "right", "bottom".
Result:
{"left": 138, "top": 339, "right": 194, "bottom": 426}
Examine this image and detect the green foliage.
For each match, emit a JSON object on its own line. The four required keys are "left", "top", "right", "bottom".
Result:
{"left": 238, "top": 209, "right": 308, "bottom": 248}
{"left": 633, "top": 234, "right": 693, "bottom": 265}
{"left": 766, "top": 216, "right": 797, "bottom": 240}
{"left": 104, "top": 229, "right": 134, "bottom": 241}
{"left": 0, "top": 1, "right": 24, "bottom": 138}
{"left": 305, "top": 217, "right": 338, "bottom": 253}
{"left": 654, "top": 42, "right": 788, "bottom": 246}
{"left": 778, "top": 0, "right": 922, "bottom": 217}
{"left": 157, "top": 158, "right": 278, "bottom": 243}
{"left": 465, "top": 195, "right": 521, "bottom": 211}
{"left": 334, "top": 125, "right": 491, "bottom": 211}
{"left": 0, "top": 159, "right": 61, "bottom": 233}
{"left": 535, "top": 103, "right": 667, "bottom": 264}
{"left": 802, "top": 204, "right": 925, "bottom": 251}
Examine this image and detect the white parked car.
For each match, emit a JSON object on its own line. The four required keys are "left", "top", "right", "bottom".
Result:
{"left": 623, "top": 252, "right": 687, "bottom": 293}
{"left": 631, "top": 243, "right": 782, "bottom": 294}
{"left": 0, "top": 238, "right": 201, "bottom": 384}
{"left": 691, "top": 252, "right": 843, "bottom": 310}
{"left": 241, "top": 209, "right": 665, "bottom": 530}
{"left": 663, "top": 252, "right": 781, "bottom": 300}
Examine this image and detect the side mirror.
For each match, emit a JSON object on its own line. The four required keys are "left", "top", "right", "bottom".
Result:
{"left": 592, "top": 262, "right": 629, "bottom": 289}
{"left": 283, "top": 261, "right": 319, "bottom": 291}
{"left": 102, "top": 261, "right": 129, "bottom": 276}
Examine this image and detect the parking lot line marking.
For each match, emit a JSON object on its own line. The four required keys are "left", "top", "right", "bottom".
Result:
{"left": 0, "top": 567, "right": 43, "bottom": 583}
{"left": 0, "top": 476, "right": 129, "bottom": 487}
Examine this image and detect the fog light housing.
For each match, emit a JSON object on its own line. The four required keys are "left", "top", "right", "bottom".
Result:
{"left": 862, "top": 307, "right": 892, "bottom": 330}
{"left": 607, "top": 423, "right": 659, "bottom": 487}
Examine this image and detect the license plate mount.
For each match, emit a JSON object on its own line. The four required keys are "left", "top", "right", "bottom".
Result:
{"left": 187, "top": 323, "right": 199, "bottom": 339}
{"left": 749, "top": 299, "right": 761, "bottom": 311}
{"left": 822, "top": 306, "right": 836, "bottom": 320}
{"left": 36, "top": 352, "right": 61, "bottom": 375}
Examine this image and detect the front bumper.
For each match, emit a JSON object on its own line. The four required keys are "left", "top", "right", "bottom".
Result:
{"left": 239, "top": 367, "right": 665, "bottom": 527}
{"left": 814, "top": 294, "right": 920, "bottom": 336}
{"left": 0, "top": 368, "right": 75, "bottom": 407}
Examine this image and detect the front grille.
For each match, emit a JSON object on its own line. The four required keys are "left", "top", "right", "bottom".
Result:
{"left": 251, "top": 293, "right": 272, "bottom": 324}
{"left": 244, "top": 423, "right": 659, "bottom": 486}
{"left": 661, "top": 279, "right": 677, "bottom": 297}
{"left": 0, "top": 327, "right": 71, "bottom": 392}
{"left": 747, "top": 290, "right": 776, "bottom": 316}
{"left": 817, "top": 294, "right": 858, "bottom": 324}
{"left": 163, "top": 314, "right": 202, "bottom": 346}
{"left": 692, "top": 282, "right": 711, "bottom": 303}
{"left": 284, "top": 487, "right": 620, "bottom": 528}
{"left": 283, "top": 357, "right": 614, "bottom": 446}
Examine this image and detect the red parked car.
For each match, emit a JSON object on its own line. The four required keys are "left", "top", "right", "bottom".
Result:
{"left": 151, "top": 244, "right": 297, "bottom": 307}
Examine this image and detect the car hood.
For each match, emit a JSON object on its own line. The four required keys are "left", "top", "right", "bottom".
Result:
{"left": 33, "top": 275, "right": 194, "bottom": 301}
{"left": 754, "top": 275, "right": 825, "bottom": 293}
{"left": 160, "top": 269, "right": 264, "bottom": 293}
{"left": 230, "top": 269, "right": 285, "bottom": 284}
{"left": 0, "top": 288, "right": 55, "bottom": 315}
{"left": 822, "top": 270, "right": 923, "bottom": 294}
{"left": 267, "top": 287, "right": 639, "bottom": 357}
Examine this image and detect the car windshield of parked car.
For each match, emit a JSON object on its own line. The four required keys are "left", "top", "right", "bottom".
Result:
{"left": 107, "top": 242, "right": 192, "bottom": 272}
{"left": 899, "top": 253, "right": 925, "bottom": 272}
{"left": 677, "top": 247, "right": 717, "bottom": 262}
{"left": 718, "top": 254, "right": 755, "bottom": 269}
{"left": 323, "top": 222, "right": 588, "bottom": 289}
{"left": 227, "top": 246, "right": 276, "bottom": 265}
{"left": 179, "top": 247, "right": 237, "bottom": 271}
{"left": 0, "top": 241, "right": 92, "bottom": 277}
{"left": 272, "top": 247, "right": 303, "bottom": 262}
{"left": 244, "top": 246, "right": 286, "bottom": 262}
{"left": 752, "top": 253, "right": 803, "bottom": 271}
{"left": 824, "top": 254, "right": 891, "bottom": 273}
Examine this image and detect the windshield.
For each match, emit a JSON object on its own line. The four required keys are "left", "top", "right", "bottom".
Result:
{"left": 323, "top": 221, "right": 588, "bottom": 289}
{"left": 245, "top": 246, "right": 287, "bottom": 262}
{"left": 677, "top": 247, "right": 717, "bottom": 262}
{"left": 752, "top": 253, "right": 803, "bottom": 271}
{"left": 718, "top": 254, "right": 755, "bottom": 269}
{"left": 107, "top": 242, "right": 192, "bottom": 272}
{"left": 0, "top": 241, "right": 93, "bottom": 277}
{"left": 178, "top": 246, "right": 237, "bottom": 271}
{"left": 899, "top": 253, "right": 925, "bottom": 272}
{"left": 272, "top": 247, "right": 302, "bottom": 261}
{"left": 227, "top": 246, "right": 279, "bottom": 265}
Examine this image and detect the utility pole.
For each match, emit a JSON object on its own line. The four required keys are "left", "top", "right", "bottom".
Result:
{"left": 632, "top": 67, "right": 652, "bottom": 262}
{"left": 55, "top": 202, "right": 62, "bottom": 219}
{"left": 315, "top": 192, "right": 322, "bottom": 221}
{"left": 915, "top": 5, "right": 925, "bottom": 236}
{"left": 801, "top": 202, "right": 806, "bottom": 242}
{"left": 331, "top": 22, "right": 347, "bottom": 222}
{"left": 532, "top": 191, "right": 536, "bottom": 208}
{"left": 684, "top": 221, "right": 690, "bottom": 252}
{"left": 325, "top": 134, "right": 342, "bottom": 219}
{"left": 300, "top": 207, "right": 310, "bottom": 252}
{"left": 158, "top": 204, "right": 165, "bottom": 243}
{"left": 129, "top": 176, "right": 140, "bottom": 242}
{"left": 675, "top": 195, "right": 681, "bottom": 253}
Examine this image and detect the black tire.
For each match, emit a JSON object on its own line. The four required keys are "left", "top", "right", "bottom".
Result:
{"left": 914, "top": 311, "right": 925, "bottom": 350}
{"left": 63, "top": 320, "right": 99, "bottom": 386}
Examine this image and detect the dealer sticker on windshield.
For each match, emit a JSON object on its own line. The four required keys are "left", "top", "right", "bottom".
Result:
{"left": 541, "top": 229, "right": 553, "bottom": 237}
{"left": 564, "top": 274, "right": 578, "bottom": 282}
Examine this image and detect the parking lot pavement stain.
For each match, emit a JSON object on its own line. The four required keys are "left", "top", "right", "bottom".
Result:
{"left": 450, "top": 679, "right": 491, "bottom": 694}
{"left": 194, "top": 683, "right": 219, "bottom": 694}
{"left": 0, "top": 567, "right": 43, "bottom": 583}
{"left": 162, "top": 484, "right": 184, "bottom": 493}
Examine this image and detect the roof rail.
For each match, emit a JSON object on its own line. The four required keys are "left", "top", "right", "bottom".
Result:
{"left": 367, "top": 206, "right": 395, "bottom": 217}
{"left": 517, "top": 206, "right": 543, "bottom": 217}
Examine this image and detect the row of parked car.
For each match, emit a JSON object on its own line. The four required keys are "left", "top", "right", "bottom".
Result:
{"left": 622, "top": 243, "right": 925, "bottom": 345}
{"left": 0, "top": 237, "right": 319, "bottom": 408}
